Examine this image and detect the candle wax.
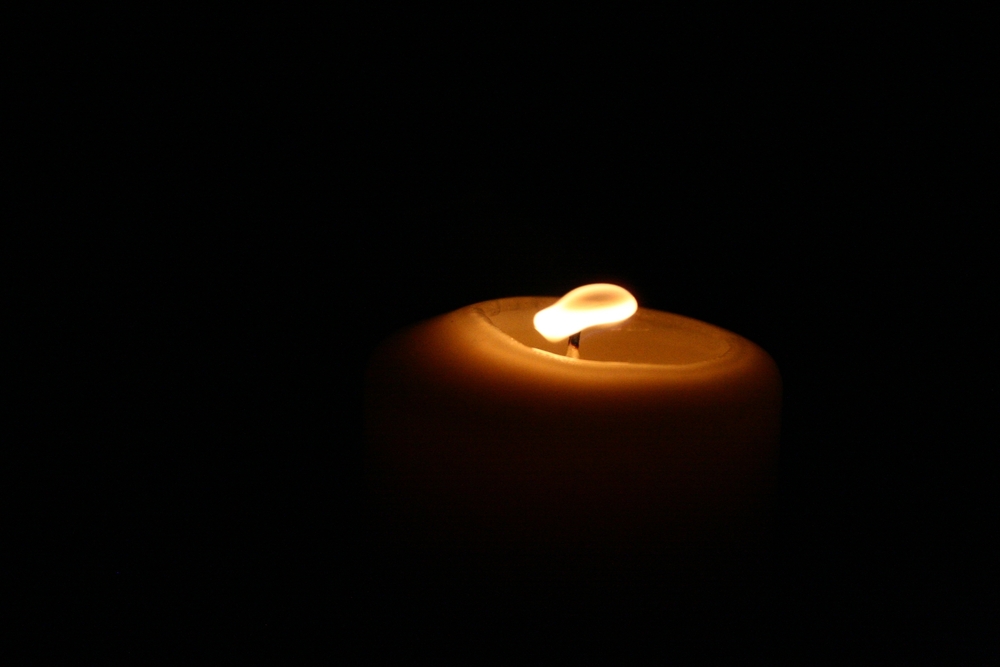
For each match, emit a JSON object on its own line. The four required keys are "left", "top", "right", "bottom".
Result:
{"left": 365, "top": 297, "right": 781, "bottom": 558}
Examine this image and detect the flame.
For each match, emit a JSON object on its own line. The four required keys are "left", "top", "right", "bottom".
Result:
{"left": 533, "top": 284, "right": 638, "bottom": 342}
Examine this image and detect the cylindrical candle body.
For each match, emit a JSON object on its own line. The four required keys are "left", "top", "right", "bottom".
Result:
{"left": 365, "top": 297, "right": 781, "bottom": 560}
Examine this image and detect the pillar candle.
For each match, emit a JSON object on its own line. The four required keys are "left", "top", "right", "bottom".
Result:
{"left": 365, "top": 291, "right": 781, "bottom": 561}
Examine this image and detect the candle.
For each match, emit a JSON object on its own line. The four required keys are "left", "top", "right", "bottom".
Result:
{"left": 365, "top": 286, "right": 781, "bottom": 563}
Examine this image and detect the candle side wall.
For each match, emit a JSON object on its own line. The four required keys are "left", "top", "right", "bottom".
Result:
{"left": 364, "top": 300, "right": 782, "bottom": 563}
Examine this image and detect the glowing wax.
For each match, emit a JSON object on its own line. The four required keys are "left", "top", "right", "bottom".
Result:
{"left": 365, "top": 296, "right": 781, "bottom": 558}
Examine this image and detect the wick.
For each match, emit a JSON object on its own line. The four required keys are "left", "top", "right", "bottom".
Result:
{"left": 566, "top": 332, "right": 581, "bottom": 359}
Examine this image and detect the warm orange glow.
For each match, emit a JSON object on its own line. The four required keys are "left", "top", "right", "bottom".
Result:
{"left": 533, "top": 284, "right": 638, "bottom": 342}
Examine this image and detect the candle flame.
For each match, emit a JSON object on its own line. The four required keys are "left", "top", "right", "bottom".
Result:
{"left": 533, "top": 284, "right": 638, "bottom": 342}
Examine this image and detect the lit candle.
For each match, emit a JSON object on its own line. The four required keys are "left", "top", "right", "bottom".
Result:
{"left": 365, "top": 285, "right": 781, "bottom": 561}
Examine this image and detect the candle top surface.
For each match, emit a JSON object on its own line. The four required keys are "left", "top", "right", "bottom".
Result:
{"left": 477, "top": 297, "right": 732, "bottom": 366}
{"left": 370, "top": 295, "right": 780, "bottom": 404}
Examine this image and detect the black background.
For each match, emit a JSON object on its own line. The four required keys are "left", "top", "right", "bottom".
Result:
{"left": 23, "top": 8, "right": 995, "bottom": 662}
